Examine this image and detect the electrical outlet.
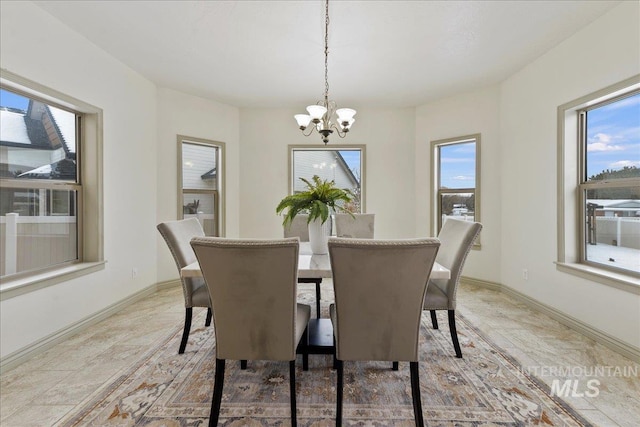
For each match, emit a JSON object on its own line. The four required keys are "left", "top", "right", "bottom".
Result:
{"left": 522, "top": 269, "right": 528, "bottom": 281}
{"left": 131, "top": 268, "right": 138, "bottom": 279}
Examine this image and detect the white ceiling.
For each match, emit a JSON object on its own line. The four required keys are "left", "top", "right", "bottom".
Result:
{"left": 33, "top": 0, "right": 619, "bottom": 108}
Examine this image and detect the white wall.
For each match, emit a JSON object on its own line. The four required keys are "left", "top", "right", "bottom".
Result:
{"left": 156, "top": 88, "right": 240, "bottom": 283}
{"left": 415, "top": 85, "right": 502, "bottom": 284}
{"left": 1, "top": 2, "right": 158, "bottom": 357}
{"left": 239, "top": 107, "right": 416, "bottom": 239}
{"left": 499, "top": 1, "right": 640, "bottom": 348}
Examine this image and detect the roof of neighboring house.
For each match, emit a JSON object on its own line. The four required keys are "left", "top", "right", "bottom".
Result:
{"left": 49, "top": 106, "right": 76, "bottom": 154}
{"left": 201, "top": 167, "right": 216, "bottom": 180}
{"left": 18, "top": 158, "right": 76, "bottom": 180}
{"left": 0, "top": 108, "right": 32, "bottom": 146}
{"left": 588, "top": 199, "right": 640, "bottom": 209}
{"left": 0, "top": 102, "right": 75, "bottom": 154}
{"left": 335, "top": 151, "right": 359, "bottom": 188}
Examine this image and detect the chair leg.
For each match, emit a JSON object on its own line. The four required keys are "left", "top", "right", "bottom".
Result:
{"left": 289, "top": 360, "right": 298, "bottom": 427}
{"left": 298, "top": 278, "right": 323, "bottom": 319}
{"left": 448, "top": 310, "right": 462, "bottom": 358}
{"left": 209, "top": 358, "right": 226, "bottom": 427}
{"left": 410, "top": 362, "right": 425, "bottom": 427}
{"left": 392, "top": 362, "right": 399, "bottom": 371}
{"left": 240, "top": 360, "right": 247, "bottom": 370}
{"left": 302, "top": 326, "right": 309, "bottom": 371}
{"left": 315, "top": 279, "right": 322, "bottom": 318}
{"left": 430, "top": 310, "right": 438, "bottom": 329}
{"left": 296, "top": 325, "right": 309, "bottom": 371}
{"left": 205, "top": 307, "right": 212, "bottom": 327}
{"left": 336, "top": 360, "right": 344, "bottom": 427}
{"left": 179, "top": 307, "right": 193, "bottom": 354}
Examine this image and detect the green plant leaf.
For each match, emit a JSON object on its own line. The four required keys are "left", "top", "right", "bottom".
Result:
{"left": 276, "top": 175, "right": 355, "bottom": 225}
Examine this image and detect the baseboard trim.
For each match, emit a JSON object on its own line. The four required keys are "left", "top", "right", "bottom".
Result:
{"left": 0, "top": 281, "right": 180, "bottom": 374}
{"left": 157, "top": 278, "right": 181, "bottom": 290}
{"left": 461, "top": 276, "right": 640, "bottom": 363}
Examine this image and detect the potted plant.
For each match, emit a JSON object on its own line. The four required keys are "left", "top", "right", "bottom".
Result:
{"left": 276, "top": 175, "right": 354, "bottom": 254}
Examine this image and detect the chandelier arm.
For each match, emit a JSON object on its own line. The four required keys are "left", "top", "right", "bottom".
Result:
{"left": 330, "top": 123, "right": 348, "bottom": 138}
{"left": 301, "top": 126, "right": 316, "bottom": 137}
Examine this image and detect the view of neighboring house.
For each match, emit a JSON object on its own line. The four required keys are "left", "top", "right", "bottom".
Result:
{"left": 0, "top": 97, "right": 78, "bottom": 276}
{"left": 0, "top": 98, "right": 77, "bottom": 216}
{"left": 589, "top": 199, "right": 640, "bottom": 218}
{"left": 292, "top": 149, "right": 361, "bottom": 212}
{"left": 587, "top": 199, "right": 640, "bottom": 252}
{"left": 180, "top": 141, "right": 219, "bottom": 236}
{"left": 292, "top": 150, "right": 359, "bottom": 193}
{"left": 0, "top": 100, "right": 75, "bottom": 178}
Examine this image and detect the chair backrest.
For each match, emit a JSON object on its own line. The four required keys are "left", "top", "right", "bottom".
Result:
{"left": 334, "top": 213, "right": 375, "bottom": 238}
{"left": 432, "top": 218, "right": 482, "bottom": 308}
{"left": 190, "top": 237, "right": 300, "bottom": 361}
{"left": 157, "top": 217, "right": 205, "bottom": 269}
{"left": 283, "top": 214, "right": 309, "bottom": 241}
{"left": 329, "top": 237, "right": 440, "bottom": 362}
{"left": 157, "top": 218, "right": 207, "bottom": 306}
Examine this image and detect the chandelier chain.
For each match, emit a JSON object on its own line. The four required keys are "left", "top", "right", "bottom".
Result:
{"left": 294, "top": 0, "right": 355, "bottom": 144}
{"left": 324, "top": 0, "right": 330, "bottom": 102}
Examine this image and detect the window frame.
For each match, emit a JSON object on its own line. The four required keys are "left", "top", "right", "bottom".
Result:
{"left": 177, "top": 135, "right": 225, "bottom": 237}
{"left": 430, "top": 134, "right": 481, "bottom": 246}
{"left": 287, "top": 144, "right": 366, "bottom": 212}
{"left": 557, "top": 75, "right": 640, "bottom": 292}
{"left": 0, "top": 70, "right": 104, "bottom": 300}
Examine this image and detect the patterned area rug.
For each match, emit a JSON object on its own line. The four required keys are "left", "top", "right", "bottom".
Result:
{"left": 57, "top": 294, "right": 592, "bottom": 426}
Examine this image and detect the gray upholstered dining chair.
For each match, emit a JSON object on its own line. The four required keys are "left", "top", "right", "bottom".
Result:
{"left": 157, "top": 218, "right": 212, "bottom": 354}
{"left": 328, "top": 237, "right": 440, "bottom": 427}
{"left": 334, "top": 213, "right": 375, "bottom": 238}
{"left": 284, "top": 213, "right": 323, "bottom": 318}
{"left": 190, "top": 237, "right": 311, "bottom": 427}
{"left": 283, "top": 213, "right": 310, "bottom": 241}
{"left": 424, "top": 218, "right": 482, "bottom": 358}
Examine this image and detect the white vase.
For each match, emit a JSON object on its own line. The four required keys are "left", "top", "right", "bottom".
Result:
{"left": 308, "top": 217, "right": 331, "bottom": 254}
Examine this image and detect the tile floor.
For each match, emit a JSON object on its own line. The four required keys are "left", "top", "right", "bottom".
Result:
{"left": 0, "top": 282, "right": 638, "bottom": 426}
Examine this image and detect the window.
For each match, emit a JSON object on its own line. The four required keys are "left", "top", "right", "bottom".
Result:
{"left": 178, "top": 135, "right": 224, "bottom": 236}
{"left": 0, "top": 71, "right": 103, "bottom": 295}
{"left": 0, "top": 87, "right": 80, "bottom": 278}
{"left": 288, "top": 145, "right": 365, "bottom": 212}
{"left": 558, "top": 75, "right": 640, "bottom": 286}
{"left": 431, "top": 134, "right": 481, "bottom": 239}
{"left": 580, "top": 92, "right": 639, "bottom": 275}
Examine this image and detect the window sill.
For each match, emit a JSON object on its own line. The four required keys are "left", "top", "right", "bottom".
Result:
{"left": 0, "top": 261, "right": 106, "bottom": 301}
{"left": 555, "top": 262, "right": 640, "bottom": 295}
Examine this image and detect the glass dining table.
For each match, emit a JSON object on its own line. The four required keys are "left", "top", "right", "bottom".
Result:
{"left": 181, "top": 241, "right": 451, "bottom": 362}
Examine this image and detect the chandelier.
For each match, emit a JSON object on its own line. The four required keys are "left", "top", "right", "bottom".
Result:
{"left": 294, "top": 0, "right": 356, "bottom": 145}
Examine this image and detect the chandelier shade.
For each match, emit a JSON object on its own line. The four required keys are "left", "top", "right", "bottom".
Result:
{"left": 294, "top": 0, "right": 356, "bottom": 144}
{"left": 306, "top": 105, "right": 328, "bottom": 121}
{"left": 295, "top": 114, "right": 312, "bottom": 129}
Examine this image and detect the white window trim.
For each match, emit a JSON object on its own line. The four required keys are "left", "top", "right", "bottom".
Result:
{"left": 0, "top": 69, "right": 104, "bottom": 300}
{"left": 556, "top": 74, "right": 640, "bottom": 293}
